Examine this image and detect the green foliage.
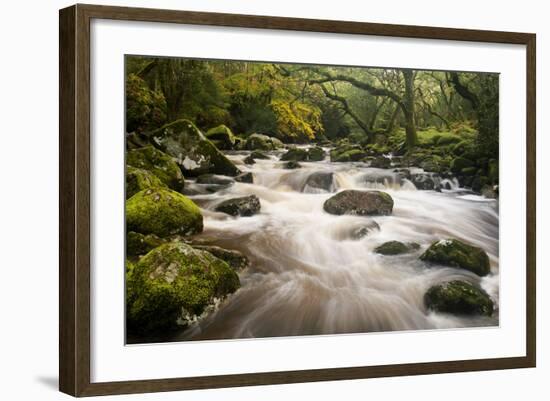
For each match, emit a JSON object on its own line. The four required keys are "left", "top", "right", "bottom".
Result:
{"left": 126, "top": 73, "right": 166, "bottom": 133}
{"left": 271, "top": 100, "right": 324, "bottom": 143}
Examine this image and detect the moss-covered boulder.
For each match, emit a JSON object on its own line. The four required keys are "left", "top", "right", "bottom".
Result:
{"left": 127, "top": 231, "right": 166, "bottom": 256}
{"left": 424, "top": 280, "right": 494, "bottom": 316}
{"left": 375, "top": 241, "right": 420, "bottom": 255}
{"left": 126, "top": 166, "right": 166, "bottom": 198}
{"left": 420, "top": 239, "right": 490, "bottom": 276}
{"left": 205, "top": 124, "right": 236, "bottom": 150}
{"left": 330, "top": 145, "right": 367, "bottom": 162}
{"left": 126, "top": 188, "right": 203, "bottom": 237}
{"left": 245, "top": 133, "right": 283, "bottom": 151}
{"left": 151, "top": 120, "right": 240, "bottom": 177}
{"left": 126, "top": 242, "right": 240, "bottom": 333}
{"left": 192, "top": 245, "right": 250, "bottom": 271}
{"left": 281, "top": 148, "right": 309, "bottom": 162}
{"left": 215, "top": 195, "right": 261, "bottom": 217}
{"left": 126, "top": 146, "right": 185, "bottom": 191}
{"left": 308, "top": 146, "right": 326, "bottom": 161}
{"left": 324, "top": 190, "right": 393, "bottom": 216}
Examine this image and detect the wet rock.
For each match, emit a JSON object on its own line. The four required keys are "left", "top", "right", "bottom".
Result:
{"left": 126, "top": 188, "right": 203, "bottom": 237}
{"left": 303, "top": 171, "right": 335, "bottom": 192}
{"left": 330, "top": 145, "right": 367, "bottom": 162}
{"left": 481, "top": 184, "right": 498, "bottom": 199}
{"left": 410, "top": 173, "right": 436, "bottom": 190}
{"left": 284, "top": 160, "right": 302, "bottom": 169}
{"left": 150, "top": 120, "right": 240, "bottom": 177}
{"left": 370, "top": 156, "right": 392, "bottom": 168}
{"left": 375, "top": 241, "right": 420, "bottom": 255}
{"left": 192, "top": 245, "right": 250, "bottom": 271}
{"left": 196, "top": 174, "right": 234, "bottom": 186}
{"left": 244, "top": 155, "right": 255, "bottom": 165}
{"left": 215, "top": 195, "right": 261, "bottom": 217}
{"left": 307, "top": 147, "right": 326, "bottom": 161}
{"left": 424, "top": 280, "right": 494, "bottom": 316}
{"left": 420, "top": 239, "right": 491, "bottom": 277}
{"left": 250, "top": 150, "right": 270, "bottom": 159}
{"left": 350, "top": 221, "right": 380, "bottom": 239}
{"left": 324, "top": 190, "right": 393, "bottom": 216}
{"left": 281, "top": 148, "right": 309, "bottom": 161}
{"left": 126, "top": 242, "right": 240, "bottom": 333}
{"left": 235, "top": 172, "right": 254, "bottom": 183}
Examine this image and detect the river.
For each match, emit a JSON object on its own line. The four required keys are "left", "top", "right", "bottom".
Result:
{"left": 171, "top": 146, "right": 499, "bottom": 341}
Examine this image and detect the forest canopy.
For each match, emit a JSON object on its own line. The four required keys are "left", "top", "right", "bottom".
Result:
{"left": 126, "top": 56, "right": 498, "bottom": 159}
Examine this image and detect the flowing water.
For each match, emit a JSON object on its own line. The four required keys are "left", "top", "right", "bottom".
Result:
{"left": 171, "top": 147, "right": 499, "bottom": 341}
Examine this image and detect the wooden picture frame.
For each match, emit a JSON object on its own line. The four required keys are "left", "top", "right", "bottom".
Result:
{"left": 59, "top": 3, "right": 536, "bottom": 397}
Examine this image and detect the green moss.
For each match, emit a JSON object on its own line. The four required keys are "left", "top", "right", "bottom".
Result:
{"left": 488, "top": 159, "right": 499, "bottom": 184}
{"left": 205, "top": 125, "right": 236, "bottom": 150}
{"left": 424, "top": 280, "right": 494, "bottom": 316}
{"left": 451, "top": 156, "right": 475, "bottom": 173}
{"left": 330, "top": 145, "right": 367, "bottom": 162}
{"left": 245, "top": 133, "right": 283, "bottom": 151}
{"left": 127, "top": 231, "right": 166, "bottom": 256}
{"left": 126, "top": 242, "right": 240, "bottom": 333}
{"left": 192, "top": 245, "right": 250, "bottom": 271}
{"left": 126, "top": 166, "right": 165, "bottom": 199}
{"left": 375, "top": 241, "right": 420, "bottom": 255}
{"left": 460, "top": 166, "right": 477, "bottom": 176}
{"left": 151, "top": 119, "right": 240, "bottom": 177}
{"left": 281, "top": 148, "right": 309, "bottom": 161}
{"left": 420, "top": 239, "right": 491, "bottom": 276}
{"left": 126, "top": 146, "right": 184, "bottom": 191}
{"left": 308, "top": 146, "right": 326, "bottom": 161}
{"left": 126, "top": 188, "right": 203, "bottom": 237}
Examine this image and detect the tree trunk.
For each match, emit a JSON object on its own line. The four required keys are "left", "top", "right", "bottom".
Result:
{"left": 402, "top": 70, "right": 418, "bottom": 148}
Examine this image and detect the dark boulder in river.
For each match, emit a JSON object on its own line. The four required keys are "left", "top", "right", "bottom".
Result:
{"left": 424, "top": 280, "right": 494, "bottom": 316}
{"left": 303, "top": 171, "right": 335, "bottom": 193}
{"left": 370, "top": 156, "right": 392, "bottom": 168}
{"left": 284, "top": 160, "right": 301, "bottom": 169}
{"left": 323, "top": 190, "right": 394, "bottom": 216}
{"left": 126, "top": 242, "right": 240, "bottom": 333}
{"left": 420, "top": 239, "right": 490, "bottom": 276}
{"left": 410, "top": 172, "right": 437, "bottom": 190}
{"left": 235, "top": 172, "right": 254, "bottom": 183}
{"left": 215, "top": 195, "right": 261, "bottom": 217}
{"left": 192, "top": 245, "right": 250, "bottom": 271}
{"left": 196, "top": 174, "right": 234, "bottom": 186}
{"left": 281, "top": 148, "right": 309, "bottom": 162}
{"left": 375, "top": 241, "right": 420, "bottom": 255}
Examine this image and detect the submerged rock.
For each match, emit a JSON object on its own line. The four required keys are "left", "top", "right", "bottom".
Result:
{"left": 245, "top": 133, "right": 283, "bottom": 151}
{"left": 126, "top": 166, "right": 166, "bottom": 198}
{"left": 303, "top": 171, "right": 335, "bottom": 192}
{"left": 192, "top": 245, "right": 250, "bottom": 271}
{"left": 151, "top": 120, "right": 240, "bottom": 177}
{"left": 205, "top": 124, "right": 236, "bottom": 150}
{"left": 196, "top": 174, "right": 234, "bottom": 186}
{"left": 424, "top": 280, "right": 494, "bottom": 316}
{"left": 420, "top": 239, "right": 490, "bottom": 276}
{"left": 126, "top": 146, "right": 185, "bottom": 191}
{"left": 350, "top": 221, "right": 380, "bottom": 239}
{"left": 284, "top": 160, "right": 302, "bottom": 169}
{"left": 375, "top": 241, "right": 420, "bottom": 255}
{"left": 126, "top": 188, "right": 203, "bottom": 237}
{"left": 126, "top": 242, "right": 240, "bottom": 333}
{"left": 323, "top": 190, "right": 393, "bottom": 216}
{"left": 215, "top": 195, "right": 261, "bottom": 217}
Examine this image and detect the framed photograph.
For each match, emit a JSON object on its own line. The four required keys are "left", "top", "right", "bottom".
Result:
{"left": 59, "top": 4, "right": 536, "bottom": 397}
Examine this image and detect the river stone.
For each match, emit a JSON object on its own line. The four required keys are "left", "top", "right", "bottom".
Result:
{"left": 370, "top": 156, "right": 392, "bottom": 168}
{"left": 150, "top": 120, "right": 240, "bottom": 177}
{"left": 192, "top": 245, "right": 250, "bottom": 271}
{"left": 323, "top": 190, "right": 394, "bottom": 216}
{"left": 244, "top": 155, "right": 255, "bottom": 165}
{"left": 126, "top": 146, "right": 185, "bottom": 191}
{"left": 250, "top": 150, "right": 270, "bottom": 159}
{"left": 420, "top": 239, "right": 491, "bottom": 276}
{"left": 424, "top": 280, "right": 494, "bottom": 316}
{"left": 281, "top": 148, "right": 309, "bottom": 162}
{"left": 126, "top": 166, "right": 166, "bottom": 199}
{"left": 205, "top": 124, "right": 236, "bottom": 150}
{"left": 410, "top": 173, "right": 436, "bottom": 190}
{"left": 235, "top": 172, "right": 254, "bottom": 183}
{"left": 307, "top": 146, "right": 326, "bottom": 161}
{"left": 350, "top": 221, "right": 380, "bottom": 239}
{"left": 375, "top": 241, "right": 420, "bottom": 255}
{"left": 127, "top": 231, "right": 166, "bottom": 256}
{"left": 303, "top": 171, "right": 335, "bottom": 192}
{"left": 245, "top": 133, "right": 283, "bottom": 151}
{"left": 196, "top": 174, "right": 234, "bottom": 186}
{"left": 126, "top": 188, "right": 203, "bottom": 237}
{"left": 215, "top": 195, "right": 261, "bottom": 217}
{"left": 126, "top": 242, "right": 240, "bottom": 333}
{"left": 284, "top": 160, "right": 302, "bottom": 169}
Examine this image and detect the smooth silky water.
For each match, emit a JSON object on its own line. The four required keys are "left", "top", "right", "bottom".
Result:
{"left": 170, "top": 147, "right": 499, "bottom": 341}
